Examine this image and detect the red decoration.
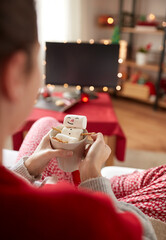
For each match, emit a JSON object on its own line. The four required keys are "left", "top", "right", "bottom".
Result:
{"left": 160, "top": 78, "right": 166, "bottom": 92}
{"left": 136, "top": 21, "right": 158, "bottom": 27}
{"left": 145, "top": 81, "right": 156, "bottom": 95}
{"left": 40, "top": 87, "right": 51, "bottom": 98}
{"left": 81, "top": 93, "right": 89, "bottom": 103}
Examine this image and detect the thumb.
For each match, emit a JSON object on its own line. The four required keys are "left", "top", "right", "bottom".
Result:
{"left": 105, "top": 144, "right": 111, "bottom": 159}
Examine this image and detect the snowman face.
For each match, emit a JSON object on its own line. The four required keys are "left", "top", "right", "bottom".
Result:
{"left": 65, "top": 116, "right": 80, "bottom": 126}
{"left": 63, "top": 115, "right": 87, "bottom": 129}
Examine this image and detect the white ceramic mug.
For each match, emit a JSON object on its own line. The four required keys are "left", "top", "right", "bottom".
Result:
{"left": 49, "top": 129, "right": 90, "bottom": 172}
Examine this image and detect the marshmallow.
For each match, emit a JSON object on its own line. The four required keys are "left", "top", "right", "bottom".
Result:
{"left": 62, "top": 127, "right": 83, "bottom": 140}
{"left": 56, "top": 133, "right": 78, "bottom": 143}
{"left": 63, "top": 115, "right": 87, "bottom": 129}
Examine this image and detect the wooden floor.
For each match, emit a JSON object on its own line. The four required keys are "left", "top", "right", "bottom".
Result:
{"left": 112, "top": 97, "right": 166, "bottom": 153}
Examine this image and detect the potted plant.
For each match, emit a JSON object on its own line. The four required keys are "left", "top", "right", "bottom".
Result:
{"left": 136, "top": 43, "right": 152, "bottom": 65}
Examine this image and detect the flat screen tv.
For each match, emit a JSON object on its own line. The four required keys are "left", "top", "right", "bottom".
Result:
{"left": 45, "top": 42, "right": 119, "bottom": 89}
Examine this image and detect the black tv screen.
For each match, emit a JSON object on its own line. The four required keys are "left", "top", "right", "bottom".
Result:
{"left": 46, "top": 42, "right": 119, "bottom": 88}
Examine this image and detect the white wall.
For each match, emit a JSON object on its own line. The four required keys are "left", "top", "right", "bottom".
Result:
{"left": 36, "top": 0, "right": 82, "bottom": 43}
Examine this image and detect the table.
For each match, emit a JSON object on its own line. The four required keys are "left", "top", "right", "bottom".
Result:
{"left": 13, "top": 93, "right": 126, "bottom": 165}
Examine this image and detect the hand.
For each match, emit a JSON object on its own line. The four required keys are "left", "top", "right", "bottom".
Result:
{"left": 24, "top": 131, "right": 73, "bottom": 177}
{"left": 79, "top": 133, "right": 111, "bottom": 182}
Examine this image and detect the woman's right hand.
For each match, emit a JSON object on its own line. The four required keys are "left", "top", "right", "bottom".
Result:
{"left": 79, "top": 133, "right": 111, "bottom": 182}
{"left": 24, "top": 132, "right": 73, "bottom": 177}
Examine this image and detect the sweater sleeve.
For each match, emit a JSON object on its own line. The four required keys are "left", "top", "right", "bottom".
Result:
{"left": 9, "top": 157, "right": 42, "bottom": 186}
{"left": 80, "top": 177, "right": 156, "bottom": 240}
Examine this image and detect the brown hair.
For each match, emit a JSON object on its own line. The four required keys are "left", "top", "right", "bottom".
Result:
{"left": 0, "top": 0, "right": 38, "bottom": 71}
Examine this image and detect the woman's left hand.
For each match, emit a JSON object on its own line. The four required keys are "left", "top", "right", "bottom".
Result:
{"left": 24, "top": 132, "right": 73, "bottom": 177}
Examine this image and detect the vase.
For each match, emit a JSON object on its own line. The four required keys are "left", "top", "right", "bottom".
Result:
{"left": 136, "top": 52, "right": 147, "bottom": 65}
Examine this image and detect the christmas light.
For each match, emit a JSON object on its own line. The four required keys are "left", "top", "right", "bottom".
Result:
{"left": 103, "top": 86, "right": 108, "bottom": 92}
{"left": 89, "top": 86, "right": 94, "bottom": 91}
{"left": 107, "top": 17, "right": 114, "bottom": 25}
{"left": 103, "top": 40, "right": 110, "bottom": 45}
{"left": 64, "top": 83, "right": 68, "bottom": 88}
{"left": 89, "top": 39, "right": 94, "bottom": 44}
{"left": 118, "top": 58, "right": 123, "bottom": 64}
{"left": 116, "top": 85, "right": 121, "bottom": 91}
{"left": 162, "top": 21, "right": 166, "bottom": 27}
{"left": 42, "top": 60, "right": 46, "bottom": 66}
{"left": 76, "top": 85, "right": 81, "bottom": 90}
{"left": 117, "top": 73, "right": 122, "bottom": 78}
{"left": 77, "top": 39, "right": 81, "bottom": 44}
{"left": 147, "top": 13, "right": 156, "bottom": 22}
{"left": 42, "top": 74, "right": 46, "bottom": 80}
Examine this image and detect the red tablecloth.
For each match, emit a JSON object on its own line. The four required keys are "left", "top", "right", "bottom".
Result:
{"left": 13, "top": 93, "right": 126, "bottom": 161}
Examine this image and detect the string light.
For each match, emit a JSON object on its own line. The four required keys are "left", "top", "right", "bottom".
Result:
{"left": 76, "top": 85, "right": 81, "bottom": 90}
{"left": 64, "top": 83, "right": 68, "bottom": 88}
{"left": 107, "top": 17, "right": 114, "bottom": 25}
{"left": 103, "top": 86, "right": 108, "bottom": 92}
{"left": 116, "top": 85, "right": 121, "bottom": 91}
{"left": 77, "top": 39, "right": 81, "bottom": 44}
{"left": 103, "top": 40, "right": 110, "bottom": 45}
{"left": 42, "top": 74, "right": 46, "bottom": 80}
{"left": 89, "top": 39, "right": 94, "bottom": 44}
{"left": 89, "top": 86, "right": 94, "bottom": 91}
{"left": 117, "top": 73, "right": 122, "bottom": 78}
{"left": 147, "top": 13, "right": 156, "bottom": 22}
{"left": 162, "top": 21, "right": 166, "bottom": 27}
{"left": 118, "top": 58, "right": 123, "bottom": 64}
{"left": 42, "top": 60, "right": 46, "bottom": 66}
{"left": 47, "top": 84, "right": 55, "bottom": 91}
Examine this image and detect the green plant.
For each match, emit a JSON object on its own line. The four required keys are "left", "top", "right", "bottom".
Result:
{"left": 137, "top": 43, "right": 152, "bottom": 53}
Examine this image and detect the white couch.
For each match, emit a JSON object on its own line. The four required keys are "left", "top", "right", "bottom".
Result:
{"left": 2, "top": 149, "right": 18, "bottom": 167}
{"left": 101, "top": 166, "right": 143, "bottom": 178}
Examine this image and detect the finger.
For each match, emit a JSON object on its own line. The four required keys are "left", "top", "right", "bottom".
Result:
{"left": 91, "top": 133, "right": 105, "bottom": 146}
{"left": 90, "top": 132, "right": 103, "bottom": 141}
{"left": 105, "top": 144, "right": 111, "bottom": 157}
{"left": 84, "top": 144, "right": 91, "bottom": 156}
{"left": 49, "top": 149, "right": 73, "bottom": 157}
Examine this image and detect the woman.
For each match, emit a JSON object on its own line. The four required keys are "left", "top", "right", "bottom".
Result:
{"left": 0, "top": 0, "right": 155, "bottom": 239}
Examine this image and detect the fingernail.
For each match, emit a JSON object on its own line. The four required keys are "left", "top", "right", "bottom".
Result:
{"left": 67, "top": 151, "right": 73, "bottom": 156}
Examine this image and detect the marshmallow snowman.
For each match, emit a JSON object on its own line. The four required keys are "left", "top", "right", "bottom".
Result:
{"left": 55, "top": 115, "right": 87, "bottom": 143}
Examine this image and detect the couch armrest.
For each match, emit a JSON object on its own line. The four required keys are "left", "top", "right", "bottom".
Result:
{"left": 101, "top": 166, "right": 143, "bottom": 179}
{"left": 2, "top": 149, "right": 18, "bottom": 167}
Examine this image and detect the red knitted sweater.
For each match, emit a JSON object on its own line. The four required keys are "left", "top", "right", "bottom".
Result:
{"left": 0, "top": 166, "right": 142, "bottom": 239}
